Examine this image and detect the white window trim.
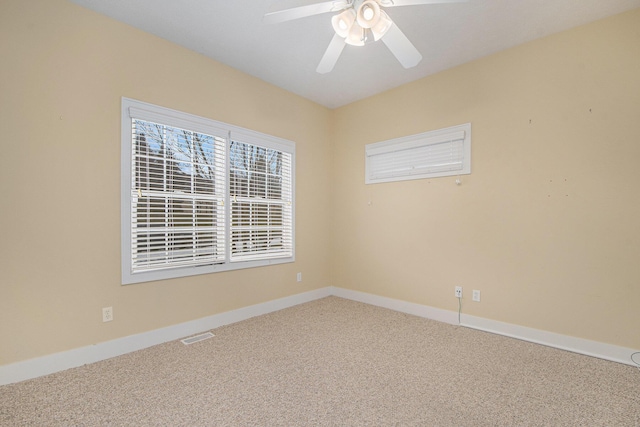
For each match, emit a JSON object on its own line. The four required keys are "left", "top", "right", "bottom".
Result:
{"left": 121, "top": 98, "right": 295, "bottom": 285}
{"left": 365, "top": 123, "right": 471, "bottom": 184}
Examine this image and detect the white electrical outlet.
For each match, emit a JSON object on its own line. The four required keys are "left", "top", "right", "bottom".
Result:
{"left": 455, "top": 286, "right": 463, "bottom": 298}
{"left": 102, "top": 307, "right": 113, "bottom": 322}
{"left": 472, "top": 290, "right": 481, "bottom": 302}
{"left": 296, "top": 272, "right": 302, "bottom": 282}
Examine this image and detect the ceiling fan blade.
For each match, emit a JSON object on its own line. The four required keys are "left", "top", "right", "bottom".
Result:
{"left": 381, "top": 23, "right": 422, "bottom": 68}
{"left": 263, "top": 1, "right": 350, "bottom": 25}
{"left": 379, "top": 0, "right": 466, "bottom": 7}
{"left": 316, "top": 33, "right": 347, "bottom": 74}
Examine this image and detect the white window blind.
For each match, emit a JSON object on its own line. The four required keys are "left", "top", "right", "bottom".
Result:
{"left": 229, "top": 141, "right": 293, "bottom": 261}
{"left": 122, "top": 98, "right": 295, "bottom": 285}
{"left": 365, "top": 123, "right": 471, "bottom": 184}
{"left": 130, "top": 119, "right": 226, "bottom": 272}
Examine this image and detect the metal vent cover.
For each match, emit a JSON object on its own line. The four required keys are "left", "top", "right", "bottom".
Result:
{"left": 181, "top": 332, "right": 215, "bottom": 345}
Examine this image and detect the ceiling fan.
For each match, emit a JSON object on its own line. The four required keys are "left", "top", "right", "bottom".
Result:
{"left": 264, "top": 0, "right": 465, "bottom": 74}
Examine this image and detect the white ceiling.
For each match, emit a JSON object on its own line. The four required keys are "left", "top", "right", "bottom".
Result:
{"left": 69, "top": 0, "right": 640, "bottom": 109}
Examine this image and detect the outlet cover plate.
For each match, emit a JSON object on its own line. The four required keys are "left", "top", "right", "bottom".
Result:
{"left": 102, "top": 307, "right": 113, "bottom": 322}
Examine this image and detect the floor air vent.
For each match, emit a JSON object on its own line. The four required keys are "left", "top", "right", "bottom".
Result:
{"left": 181, "top": 332, "right": 215, "bottom": 345}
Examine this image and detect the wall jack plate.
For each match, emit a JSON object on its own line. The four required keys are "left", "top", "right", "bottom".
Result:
{"left": 472, "top": 290, "right": 481, "bottom": 302}
{"left": 102, "top": 307, "right": 113, "bottom": 322}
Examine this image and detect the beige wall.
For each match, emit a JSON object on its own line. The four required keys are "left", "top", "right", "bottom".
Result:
{"left": 1, "top": 0, "right": 639, "bottom": 368}
{"left": 332, "top": 8, "right": 640, "bottom": 349}
{"left": 0, "top": 0, "right": 333, "bottom": 365}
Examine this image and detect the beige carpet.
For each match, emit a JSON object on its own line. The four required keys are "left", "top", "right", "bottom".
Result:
{"left": 1, "top": 296, "right": 639, "bottom": 426}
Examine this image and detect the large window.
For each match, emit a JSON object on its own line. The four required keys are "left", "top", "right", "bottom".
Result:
{"left": 121, "top": 98, "right": 295, "bottom": 284}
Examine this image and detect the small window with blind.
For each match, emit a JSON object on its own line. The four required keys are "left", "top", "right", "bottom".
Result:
{"left": 365, "top": 123, "right": 471, "bottom": 184}
{"left": 121, "top": 98, "right": 295, "bottom": 285}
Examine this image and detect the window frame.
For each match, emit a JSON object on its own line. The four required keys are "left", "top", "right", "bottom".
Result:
{"left": 121, "top": 98, "right": 295, "bottom": 285}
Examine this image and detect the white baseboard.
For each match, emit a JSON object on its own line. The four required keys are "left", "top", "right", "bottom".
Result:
{"left": 330, "top": 286, "right": 638, "bottom": 367}
{"left": 0, "top": 287, "right": 330, "bottom": 386}
{"left": 460, "top": 314, "right": 637, "bottom": 366}
{"left": 330, "top": 286, "right": 458, "bottom": 325}
{"left": 2, "top": 286, "right": 636, "bottom": 385}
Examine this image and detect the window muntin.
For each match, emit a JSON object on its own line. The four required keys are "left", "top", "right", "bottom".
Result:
{"left": 122, "top": 98, "right": 295, "bottom": 284}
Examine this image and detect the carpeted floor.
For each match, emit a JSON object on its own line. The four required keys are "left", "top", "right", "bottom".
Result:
{"left": 1, "top": 296, "right": 639, "bottom": 426}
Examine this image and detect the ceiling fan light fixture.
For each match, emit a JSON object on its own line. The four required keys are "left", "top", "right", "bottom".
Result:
{"left": 345, "top": 21, "right": 366, "bottom": 46}
{"left": 356, "top": 0, "right": 381, "bottom": 29}
{"left": 371, "top": 10, "right": 392, "bottom": 41}
{"left": 331, "top": 8, "right": 356, "bottom": 38}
